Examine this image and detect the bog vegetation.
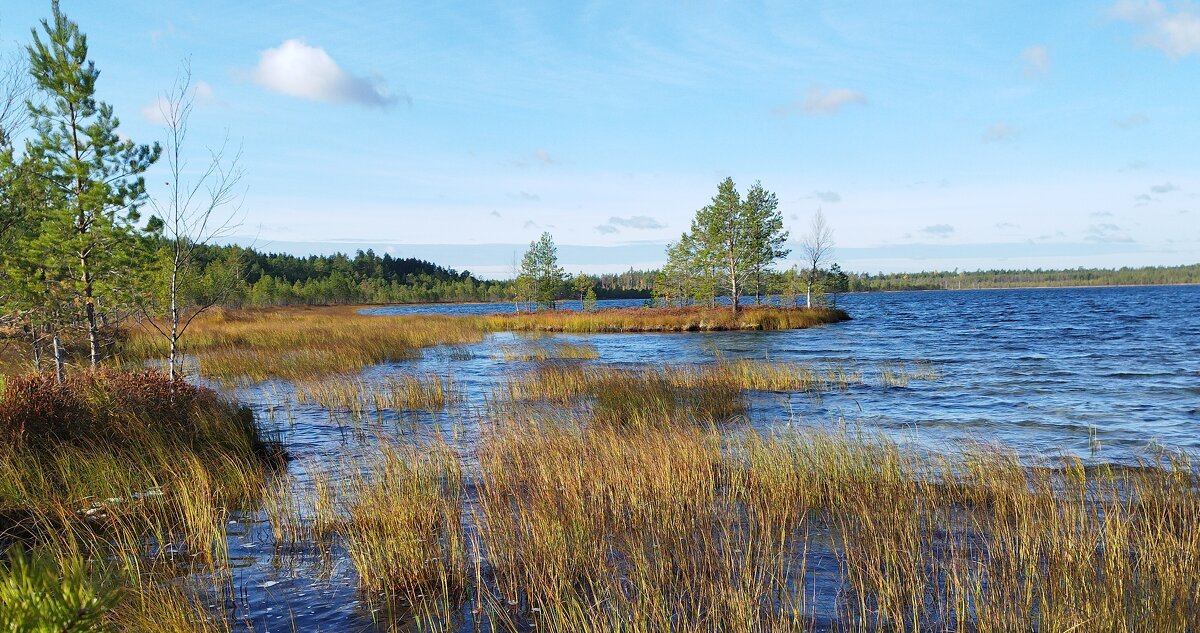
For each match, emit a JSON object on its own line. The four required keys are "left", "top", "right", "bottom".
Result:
{"left": 0, "top": 4, "right": 1197, "bottom": 633}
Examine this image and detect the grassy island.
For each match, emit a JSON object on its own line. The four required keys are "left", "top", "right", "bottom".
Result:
{"left": 485, "top": 305, "right": 851, "bottom": 333}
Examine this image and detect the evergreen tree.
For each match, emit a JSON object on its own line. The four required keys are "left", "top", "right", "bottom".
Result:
{"left": 572, "top": 272, "right": 594, "bottom": 306}
{"left": 742, "top": 181, "right": 789, "bottom": 304}
{"left": 518, "top": 232, "right": 565, "bottom": 310}
{"left": 24, "top": 1, "right": 160, "bottom": 366}
{"left": 679, "top": 178, "right": 788, "bottom": 312}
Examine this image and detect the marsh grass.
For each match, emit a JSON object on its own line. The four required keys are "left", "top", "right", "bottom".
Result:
{"left": 123, "top": 305, "right": 489, "bottom": 382}
{"left": 469, "top": 418, "right": 1200, "bottom": 631}
{"left": 494, "top": 360, "right": 862, "bottom": 428}
{"left": 878, "top": 360, "right": 942, "bottom": 387}
{"left": 496, "top": 341, "right": 599, "bottom": 361}
{"left": 485, "top": 304, "right": 851, "bottom": 333}
{"left": 342, "top": 438, "right": 466, "bottom": 599}
{"left": 293, "top": 373, "right": 454, "bottom": 422}
{"left": 0, "top": 370, "right": 277, "bottom": 630}
{"left": 123, "top": 305, "right": 848, "bottom": 383}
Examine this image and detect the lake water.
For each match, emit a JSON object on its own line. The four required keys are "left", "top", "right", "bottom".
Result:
{"left": 221, "top": 284, "right": 1200, "bottom": 630}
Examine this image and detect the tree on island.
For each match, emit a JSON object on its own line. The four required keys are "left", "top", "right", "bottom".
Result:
{"left": 799, "top": 208, "right": 834, "bottom": 308}
{"left": 572, "top": 272, "right": 595, "bottom": 308}
{"left": 518, "top": 232, "right": 565, "bottom": 310}
{"left": 23, "top": 1, "right": 160, "bottom": 369}
{"left": 660, "top": 177, "right": 790, "bottom": 313}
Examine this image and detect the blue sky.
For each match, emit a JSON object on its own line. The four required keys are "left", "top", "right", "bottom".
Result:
{"left": 2, "top": 1, "right": 1198, "bottom": 276}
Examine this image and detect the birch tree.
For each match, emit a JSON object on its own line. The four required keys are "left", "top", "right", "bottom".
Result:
{"left": 799, "top": 208, "right": 834, "bottom": 308}
{"left": 144, "top": 65, "right": 244, "bottom": 381}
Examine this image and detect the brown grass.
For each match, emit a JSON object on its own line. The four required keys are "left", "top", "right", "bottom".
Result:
{"left": 485, "top": 304, "right": 851, "bottom": 333}
{"left": 122, "top": 305, "right": 489, "bottom": 382}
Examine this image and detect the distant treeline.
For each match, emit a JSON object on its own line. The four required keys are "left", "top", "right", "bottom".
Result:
{"left": 190, "top": 245, "right": 655, "bottom": 306}
{"left": 843, "top": 264, "right": 1200, "bottom": 292}
{"left": 194, "top": 246, "right": 1198, "bottom": 306}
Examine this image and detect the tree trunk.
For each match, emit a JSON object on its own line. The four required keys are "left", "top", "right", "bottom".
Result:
{"left": 81, "top": 251, "right": 100, "bottom": 367}
{"left": 728, "top": 249, "right": 739, "bottom": 313}
{"left": 169, "top": 267, "right": 179, "bottom": 382}
{"left": 31, "top": 330, "right": 42, "bottom": 373}
{"left": 52, "top": 332, "right": 65, "bottom": 384}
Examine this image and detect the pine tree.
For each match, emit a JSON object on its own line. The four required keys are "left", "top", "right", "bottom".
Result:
{"left": 518, "top": 232, "right": 565, "bottom": 310}
{"left": 742, "top": 181, "right": 790, "bottom": 304}
{"left": 24, "top": 1, "right": 160, "bottom": 366}
{"left": 572, "top": 272, "right": 594, "bottom": 307}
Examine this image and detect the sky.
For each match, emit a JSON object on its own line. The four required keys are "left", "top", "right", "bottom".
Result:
{"left": 1, "top": 1, "right": 1198, "bottom": 277}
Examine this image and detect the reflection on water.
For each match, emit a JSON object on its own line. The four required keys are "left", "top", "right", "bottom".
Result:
{"left": 214, "top": 285, "right": 1199, "bottom": 630}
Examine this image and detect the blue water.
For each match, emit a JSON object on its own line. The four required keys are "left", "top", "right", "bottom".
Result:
{"left": 220, "top": 285, "right": 1200, "bottom": 631}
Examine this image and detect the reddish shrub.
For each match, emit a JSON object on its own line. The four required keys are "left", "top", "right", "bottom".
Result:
{"left": 0, "top": 369, "right": 245, "bottom": 451}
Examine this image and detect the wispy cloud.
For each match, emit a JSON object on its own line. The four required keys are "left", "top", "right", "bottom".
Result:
{"left": 252, "top": 39, "right": 402, "bottom": 107}
{"left": 1085, "top": 223, "right": 1134, "bottom": 242}
{"left": 812, "top": 190, "right": 842, "bottom": 203}
{"left": 523, "top": 220, "right": 539, "bottom": 230}
{"left": 140, "top": 80, "right": 218, "bottom": 125}
{"left": 983, "top": 122, "right": 1020, "bottom": 142}
{"left": 1150, "top": 181, "right": 1179, "bottom": 193}
{"left": 921, "top": 224, "right": 955, "bottom": 238}
{"left": 1110, "top": 0, "right": 1200, "bottom": 58}
{"left": 534, "top": 149, "right": 554, "bottom": 165}
{"left": 995, "top": 222, "right": 1020, "bottom": 229}
{"left": 1115, "top": 112, "right": 1150, "bottom": 129}
{"left": 1022, "top": 45, "right": 1050, "bottom": 77}
{"left": 608, "top": 215, "right": 665, "bottom": 230}
{"left": 802, "top": 86, "right": 868, "bottom": 115}
{"left": 594, "top": 224, "right": 619, "bottom": 235}
{"left": 489, "top": 210, "right": 502, "bottom": 218}
{"left": 509, "top": 191, "right": 541, "bottom": 201}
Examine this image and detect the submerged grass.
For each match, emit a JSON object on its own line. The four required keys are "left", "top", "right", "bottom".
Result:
{"left": 294, "top": 372, "right": 454, "bottom": 420}
{"left": 494, "top": 360, "right": 862, "bottom": 428}
{"left": 497, "top": 341, "right": 599, "bottom": 362}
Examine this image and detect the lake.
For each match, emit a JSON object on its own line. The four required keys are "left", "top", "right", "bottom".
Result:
{"left": 222, "top": 284, "right": 1200, "bottom": 630}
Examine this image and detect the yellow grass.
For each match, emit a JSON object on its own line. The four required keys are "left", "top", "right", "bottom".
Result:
{"left": 122, "top": 305, "right": 489, "bottom": 382}
{"left": 485, "top": 304, "right": 851, "bottom": 333}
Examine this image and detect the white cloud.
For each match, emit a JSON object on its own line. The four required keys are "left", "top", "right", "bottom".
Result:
{"left": 534, "top": 149, "right": 554, "bottom": 165}
{"left": 1022, "top": 45, "right": 1050, "bottom": 77}
{"left": 921, "top": 224, "right": 955, "bottom": 238}
{"left": 983, "top": 122, "right": 1020, "bottom": 142}
{"left": 594, "top": 224, "right": 620, "bottom": 235}
{"left": 252, "top": 39, "right": 401, "bottom": 107}
{"left": 194, "top": 80, "right": 215, "bottom": 103}
{"left": 1110, "top": 0, "right": 1200, "bottom": 58}
{"left": 812, "top": 190, "right": 842, "bottom": 203}
{"left": 802, "top": 86, "right": 868, "bottom": 115}
{"left": 1150, "top": 181, "right": 1179, "bottom": 193}
{"left": 608, "top": 215, "right": 665, "bottom": 230}
{"left": 140, "top": 96, "right": 171, "bottom": 126}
